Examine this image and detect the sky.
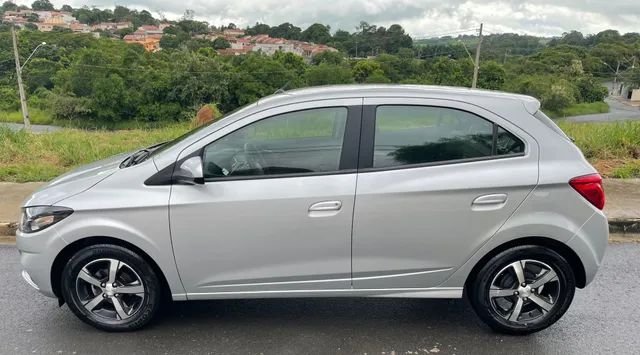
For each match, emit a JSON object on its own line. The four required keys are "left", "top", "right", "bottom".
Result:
{"left": 14, "top": 0, "right": 640, "bottom": 38}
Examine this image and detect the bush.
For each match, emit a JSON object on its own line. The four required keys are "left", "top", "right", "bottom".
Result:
{"left": 543, "top": 81, "right": 577, "bottom": 112}
{"left": 575, "top": 75, "right": 608, "bottom": 102}
{"left": 48, "top": 93, "right": 92, "bottom": 120}
{"left": 0, "top": 87, "right": 20, "bottom": 111}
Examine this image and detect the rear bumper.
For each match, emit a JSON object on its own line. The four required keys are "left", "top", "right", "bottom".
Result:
{"left": 566, "top": 210, "right": 609, "bottom": 286}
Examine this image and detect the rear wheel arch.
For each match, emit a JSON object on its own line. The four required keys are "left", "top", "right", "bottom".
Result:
{"left": 50, "top": 236, "right": 172, "bottom": 302}
{"left": 464, "top": 236, "right": 587, "bottom": 290}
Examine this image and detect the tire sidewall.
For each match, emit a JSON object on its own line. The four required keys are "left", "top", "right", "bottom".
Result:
{"left": 470, "top": 245, "right": 576, "bottom": 335}
{"left": 61, "top": 244, "right": 161, "bottom": 331}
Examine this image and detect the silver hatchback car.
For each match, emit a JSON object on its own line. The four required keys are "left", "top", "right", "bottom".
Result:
{"left": 17, "top": 85, "right": 607, "bottom": 334}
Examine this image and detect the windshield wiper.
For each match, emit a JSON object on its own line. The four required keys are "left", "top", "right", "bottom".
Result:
{"left": 120, "top": 142, "right": 168, "bottom": 168}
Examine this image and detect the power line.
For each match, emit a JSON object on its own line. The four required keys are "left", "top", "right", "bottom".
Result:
{"left": 413, "top": 28, "right": 477, "bottom": 40}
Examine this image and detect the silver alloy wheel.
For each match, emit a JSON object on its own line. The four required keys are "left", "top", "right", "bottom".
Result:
{"left": 489, "top": 259, "right": 560, "bottom": 324}
{"left": 75, "top": 258, "right": 146, "bottom": 321}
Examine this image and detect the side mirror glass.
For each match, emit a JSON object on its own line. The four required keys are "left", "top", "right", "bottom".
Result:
{"left": 175, "top": 156, "right": 204, "bottom": 185}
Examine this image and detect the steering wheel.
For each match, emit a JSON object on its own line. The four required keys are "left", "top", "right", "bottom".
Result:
{"left": 243, "top": 142, "right": 269, "bottom": 173}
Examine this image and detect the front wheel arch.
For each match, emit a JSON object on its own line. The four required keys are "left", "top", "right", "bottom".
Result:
{"left": 464, "top": 236, "right": 586, "bottom": 290}
{"left": 51, "top": 236, "right": 172, "bottom": 303}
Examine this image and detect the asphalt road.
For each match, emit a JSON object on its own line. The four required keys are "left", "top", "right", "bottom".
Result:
{"left": 0, "top": 122, "right": 62, "bottom": 133}
{"left": 566, "top": 96, "right": 640, "bottom": 122}
{"left": 1, "top": 243, "right": 639, "bottom": 355}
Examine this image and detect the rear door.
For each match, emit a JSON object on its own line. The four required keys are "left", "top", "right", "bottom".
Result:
{"left": 352, "top": 97, "right": 539, "bottom": 289}
{"left": 169, "top": 99, "right": 362, "bottom": 297}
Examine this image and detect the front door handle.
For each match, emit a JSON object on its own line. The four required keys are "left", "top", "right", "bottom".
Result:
{"left": 309, "top": 200, "right": 342, "bottom": 212}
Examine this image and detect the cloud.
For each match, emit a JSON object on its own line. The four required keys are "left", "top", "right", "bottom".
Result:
{"left": 16, "top": 0, "right": 640, "bottom": 37}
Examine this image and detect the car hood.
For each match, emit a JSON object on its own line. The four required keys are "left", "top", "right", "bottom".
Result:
{"left": 22, "top": 151, "right": 130, "bottom": 207}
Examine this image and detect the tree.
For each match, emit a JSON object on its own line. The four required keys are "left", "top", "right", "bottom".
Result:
{"left": 575, "top": 75, "right": 608, "bottom": 102}
{"left": 212, "top": 37, "right": 230, "bottom": 49}
{"left": 1, "top": 1, "right": 17, "bottom": 13}
{"left": 113, "top": 6, "right": 130, "bottom": 22}
{"left": 31, "top": 0, "right": 54, "bottom": 11}
{"left": 352, "top": 60, "right": 384, "bottom": 83}
{"left": 311, "top": 50, "right": 344, "bottom": 65}
{"left": 478, "top": 61, "right": 506, "bottom": 90}
{"left": 61, "top": 4, "right": 73, "bottom": 12}
{"left": 177, "top": 20, "right": 209, "bottom": 35}
{"left": 246, "top": 22, "right": 270, "bottom": 35}
{"left": 301, "top": 23, "right": 331, "bottom": 44}
{"left": 269, "top": 22, "right": 301, "bottom": 40}
{"left": 26, "top": 13, "right": 39, "bottom": 22}
{"left": 305, "top": 63, "right": 353, "bottom": 85}
{"left": 115, "top": 27, "right": 133, "bottom": 39}
{"left": 383, "top": 24, "right": 412, "bottom": 53}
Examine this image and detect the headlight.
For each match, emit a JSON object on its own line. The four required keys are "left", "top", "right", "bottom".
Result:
{"left": 20, "top": 206, "right": 73, "bottom": 233}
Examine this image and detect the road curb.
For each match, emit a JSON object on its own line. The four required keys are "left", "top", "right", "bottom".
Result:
{"left": 1, "top": 219, "right": 640, "bottom": 245}
{"left": 608, "top": 218, "right": 640, "bottom": 235}
{"left": 0, "top": 222, "right": 17, "bottom": 238}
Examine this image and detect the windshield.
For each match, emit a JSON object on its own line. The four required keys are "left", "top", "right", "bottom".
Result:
{"left": 147, "top": 104, "right": 256, "bottom": 160}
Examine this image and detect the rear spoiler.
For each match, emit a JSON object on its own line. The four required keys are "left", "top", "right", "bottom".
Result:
{"left": 521, "top": 97, "right": 541, "bottom": 115}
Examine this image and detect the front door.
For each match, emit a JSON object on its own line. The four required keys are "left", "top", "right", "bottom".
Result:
{"left": 169, "top": 101, "right": 362, "bottom": 297}
{"left": 352, "top": 98, "right": 539, "bottom": 289}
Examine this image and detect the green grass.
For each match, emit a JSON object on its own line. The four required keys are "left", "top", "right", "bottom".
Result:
{"left": 557, "top": 120, "right": 640, "bottom": 178}
{"left": 0, "top": 108, "right": 55, "bottom": 125}
{"left": 0, "top": 109, "right": 182, "bottom": 130}
{"left": 0, "top": 124, "right": 190, "bottom": 182}
{"left": 556, "top": 120, "right": 640, "bottom": 159}
{"left": 546, "top": 101, "right": 609, "bottom": 118}
{"left": 611, "top": 161, "right": 640, "bottom": 179}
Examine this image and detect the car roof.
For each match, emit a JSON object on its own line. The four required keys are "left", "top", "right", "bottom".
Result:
{"left": 257, "top": 84, "right": 541, "bottom": 114}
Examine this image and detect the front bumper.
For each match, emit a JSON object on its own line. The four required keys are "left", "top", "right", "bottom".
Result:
{"left": 21, "top": 270, "right": 40, "bottom": 291}
{"left": 16, "top": 226, "right": 67, "bottom": 298}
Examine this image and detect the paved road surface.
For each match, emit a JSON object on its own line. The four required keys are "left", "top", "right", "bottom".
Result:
{"left": 0, "top": 122, "right": 62, "bottom": 133}
{"left": 566, "top": 97, "right": 640, "bottom": 122}
{"left": 0, "top": 243, "right": 638, "bottom": 354}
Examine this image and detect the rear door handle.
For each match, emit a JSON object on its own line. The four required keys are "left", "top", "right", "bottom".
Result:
{"left": 309, "top": 200, "right": 342, "bottom": 212}
{"left": 473, "top": 194, "right": 508, "bottom": 205}
{"left": 472, "top": 194, "right": 508, "bottom": 211}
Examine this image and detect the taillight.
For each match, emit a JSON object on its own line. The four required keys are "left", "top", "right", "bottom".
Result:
{"left": 569, "top": 174, "right": 605, "bottom": 210}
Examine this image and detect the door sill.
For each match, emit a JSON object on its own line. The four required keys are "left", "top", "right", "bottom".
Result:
{"left": 180, "top": 287, "right": 463, "bottom": 300}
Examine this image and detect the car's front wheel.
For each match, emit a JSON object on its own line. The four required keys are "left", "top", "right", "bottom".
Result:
{"left": 61, "top": 244, "right": 162, "bottom": 331}
{"left": 468, "top": 245, "right": 576, "bottom": 335}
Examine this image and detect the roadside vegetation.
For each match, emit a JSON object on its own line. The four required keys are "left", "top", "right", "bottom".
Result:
{"left": 1, "top": 120, "right": 639, "bottom": 182}
{"left": 0, "top": 124, "right": 189, "bottom": 182}
{"left": 546, "top": 101, "right": 610, "bottom": 118}
{"left": 5, "top": 10, "right": 638, "bottom": 127}
{"left": 557, "top": 120, "right": 640, "bottom": 178}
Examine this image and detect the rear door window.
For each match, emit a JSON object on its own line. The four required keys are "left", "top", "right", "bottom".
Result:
{"left": 373, "top": 105, "right": 524, "bottom": 168}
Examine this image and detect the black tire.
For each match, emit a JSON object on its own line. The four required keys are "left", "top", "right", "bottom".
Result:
{"left": 61, "top": 244, "right": 162, "bottom": 331}
{"left": 468, "top": 245, "right": 576, "bottom": 335}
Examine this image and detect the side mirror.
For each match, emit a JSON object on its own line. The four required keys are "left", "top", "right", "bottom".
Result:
{"left": 174, "top": 156, "right": 204, "bottom": 185}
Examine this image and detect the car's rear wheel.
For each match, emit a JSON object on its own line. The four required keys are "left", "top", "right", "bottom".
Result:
{"left": 468, "top": 245, "right": 576, "bottom": 335}
{"left": 61, "top": 244, "right": 161, "bottom": 331}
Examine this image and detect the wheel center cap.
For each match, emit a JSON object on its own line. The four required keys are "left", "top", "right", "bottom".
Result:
{"left": 104, "top": 284, "right": 115, "bottom": 296}
{"left": 518, "top": 285, "right": 532, "bottom": 298}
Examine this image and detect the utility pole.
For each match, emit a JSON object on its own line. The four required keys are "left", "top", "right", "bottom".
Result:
{"left": 354, "top": 38, "right": 358, "bottom": 58}
{"left": 11, "top": 25, "right": 30, "bottom": 130}
{"left": 503, "top": 49, "right": 510, "bottom": 65}
{"left": 612, "top": 61, "right": 620, "bottom": 95}
{"left": 471, "top": 23, "right": 483, "bottom": 89}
